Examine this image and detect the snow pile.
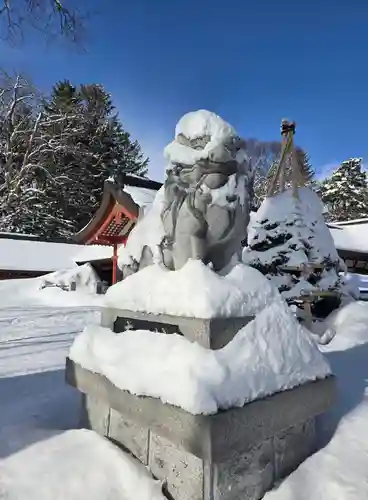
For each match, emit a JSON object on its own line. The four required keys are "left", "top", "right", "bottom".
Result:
{"left": 265, "top": 301, "right": 368, "bottom": 500}
{"left": 324, "top": 300, "right": 368, "bottom": 350}
{"left": 118, "top": 186, "right": 166, "bottom": 269}
{"left": 70, "top": 300, "right": 331, "bottom": 415}
{"left": 105, "top": 259, "right": 280, "bottom": 318}
{"left": 164, "top": 109, "right": 235, "bottom": 166}
{"left": 244, "top": 187, "right": 344, "bottom": 301}
{"left": 0, "top": 429, "right": 164, "bottom": 500}
{"left": 0, "top": 266, "right": 104, "bottom": 308}
{"left": 40, "top": 263, "right": 99, "bottom": 294}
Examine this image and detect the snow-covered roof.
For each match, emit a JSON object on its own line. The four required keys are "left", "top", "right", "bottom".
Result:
{"left": 73, "top": 244, "right": 113, "bottom": 263}
{"left": 329, "top": 223, "right": 368, "bottom": 254}
{"left": 0, "top": 238, "right": 82, "bottom": 272}
{"left": 123, "top": 185, "right": 157, "bottom": 210}
{"left": 332, "top": 218, "right": 368, "bottom": 226}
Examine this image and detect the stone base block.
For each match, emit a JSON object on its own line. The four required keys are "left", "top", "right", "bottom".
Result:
{"left": 101, "top": 308, "right": 253, "bottom": 349}
{"left": 66, "top": 358, "right": 336, "bottom": 500}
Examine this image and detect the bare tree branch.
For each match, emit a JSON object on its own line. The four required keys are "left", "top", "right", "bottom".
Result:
{"left": 0, "top": 0, "right": 87, "bottom": 45}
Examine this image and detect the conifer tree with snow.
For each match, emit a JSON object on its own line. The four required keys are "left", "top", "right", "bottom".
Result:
{"left": 0, "top": 76, "right": 148, "bottom": 237}
{"left": 40, "top": 80, "right": 148, "bottom": 235}
{"left": 320, "top": 158, "right": 368, "bottom": 222}
{"left": 244, "top": 187, "right": 346, "bottom": 318}
{"left": 244, "top": 120, "right": 346, "bottom": 319}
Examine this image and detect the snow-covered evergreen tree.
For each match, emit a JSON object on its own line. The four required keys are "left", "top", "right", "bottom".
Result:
{"left": 243, "top": 187, "right": 346, "bottom": 317}
{"left": 40, "top": 80, "right": 148, "bottom": 235}
{"left": 0, "top": 76, "right": 149, "bottom": 237}
{"left": 320, "top": 158, "right": 368, "bottom": 222}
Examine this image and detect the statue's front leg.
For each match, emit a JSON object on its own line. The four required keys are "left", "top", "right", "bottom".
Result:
{"left": 190, "top": 235, "right": 206, "bottom": 262}
{"left": 173, "top": 208, "right": 207, "bottom": 270}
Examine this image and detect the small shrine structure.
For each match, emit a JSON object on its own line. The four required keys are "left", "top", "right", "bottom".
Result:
{"left": 73, "top": 174, "right": 162, "bottom": 284}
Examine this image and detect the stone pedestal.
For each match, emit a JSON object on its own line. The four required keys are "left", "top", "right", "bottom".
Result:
{"left": 101, "top": 308, "right": 254, "bottom": 350}
{"left": 66, "top": 358, "right": 336, "bottom": 500}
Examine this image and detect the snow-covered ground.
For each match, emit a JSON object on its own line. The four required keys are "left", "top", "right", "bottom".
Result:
{"left": 0, "top": 277, "right": 164, "bottom": 499}
{"left": 0, "top": 274, "right": 368, "bottom": 499}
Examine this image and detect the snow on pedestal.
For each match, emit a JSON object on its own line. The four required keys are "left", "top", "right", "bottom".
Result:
{"left": 105, "top": 259, "right": 280, "bottom": 318}
{"left": 70, "top": 300, "right": 331, "bottom": 415}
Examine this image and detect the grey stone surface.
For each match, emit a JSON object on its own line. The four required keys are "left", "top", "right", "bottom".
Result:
{"left": 214, "top": 441, "right": 274, "bottom": 500}
{"left": 80, "top": 393, "right": 110, "bottom": 437}
{"left": 274, "top": 418, "right": 316, "bottom": 479}
{"left": 101, "top": 308, "right": 253, "bottom": 350}
{"left": 108, "top": 409, "right": 149, "bottom": 464}
{"left": 149, "top": 433, "right": 204, "bottom": 500}
{"left": 66, "top": 357, "right": 336, "bottom": 462}
{"left": 66, "top": 358, "right": 336, "bottom": 500}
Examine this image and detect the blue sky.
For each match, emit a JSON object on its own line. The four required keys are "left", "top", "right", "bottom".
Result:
{"left": 2, "top": 0, "right": 368, "bottom": 181}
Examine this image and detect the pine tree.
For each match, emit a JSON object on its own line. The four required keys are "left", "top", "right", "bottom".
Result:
{"left": 320, "top": 158, "right": 368, "bottom": 222}
{"left": 40, "top": 80, "right": 148, "bottom": 235}
{"left": 243, "top": 187, "right": 345, "bottom": 317}
{"left": 0, "top": 76, "right": 149, "bottom": 237}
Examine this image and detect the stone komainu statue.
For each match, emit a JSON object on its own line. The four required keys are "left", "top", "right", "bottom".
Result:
{"left": 120, "top": 110, "right": 252, "bottom": 277}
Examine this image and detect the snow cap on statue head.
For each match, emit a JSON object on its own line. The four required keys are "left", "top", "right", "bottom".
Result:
{"left": 163, "top": 109, "right": 239, "bottom": 167}
{"left": 175, "top": 110, "right": 235, "bottom": 143}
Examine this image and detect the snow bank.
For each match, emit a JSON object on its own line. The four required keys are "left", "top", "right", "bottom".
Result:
{"left": 0, "top": 265, "right": 104, "bottom": 308}
{"left": 164, "top": 109, "right": 235, "bottom": 166}
{"left": 0, "top": 429, "right": 164, "bottom": 500}
{"left": 118, "top": 187, "right": 166, "bottom": 268}
{"left": 324, "top": 300, "right": 368, "bottom": 350}
{"left": 40, "top": 264, "right": 99, "bottom": 294}
{"left": 265, "top": 402, "right": 368, "bottom": 500}
{"left": 70, "top": 301, "right": 331, "bottom": 415}
{"left": 265, "top": 300, "right": 368, "bottom": 500}
{"left": 105, "top": 259, "right": 281, "bottom": 318}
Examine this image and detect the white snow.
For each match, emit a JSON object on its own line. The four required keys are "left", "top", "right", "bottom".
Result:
{"left": 117, "top": 186, "right": 166, "bottom": 268}
{"left": 0, "top": 238, "right": 82, "bottom": 272}
{"left": 73, "top": 244, "right": 114, "bottom": 263}
{"left": 0, "top": 294, "right": 163, "bottom": 500}
{"left": 1, "top": 271, "right": 368, "bottom": 498}
{"left": 105, "top": 259, "right": 281, "bottom": 318}
{"left": 123, "top": 185, "right": 157, "bottom": 211}
{"left": 70, "top": 299, "right": 330, "bottom": 415}
{"left": 329, "top": 222, "right": 368, "bottom": 253}
{"left": 332, "top": 217, "right": 368, "bottom": 226}
{"left": 0, "top": 265, "right": 105, "bottom": 308}
{"left": 0, "top": 429, "right": 164, "bottom": 500}
{"left": 264, "top": 301, "right": 368, "bottom": 500}
{"left": 164, "top": 109, "right": 236, "bottom": 166}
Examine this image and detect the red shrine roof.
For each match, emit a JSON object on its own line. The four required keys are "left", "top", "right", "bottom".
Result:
{"left": 74, "top": 175, "right": 162, "bottom": 247}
